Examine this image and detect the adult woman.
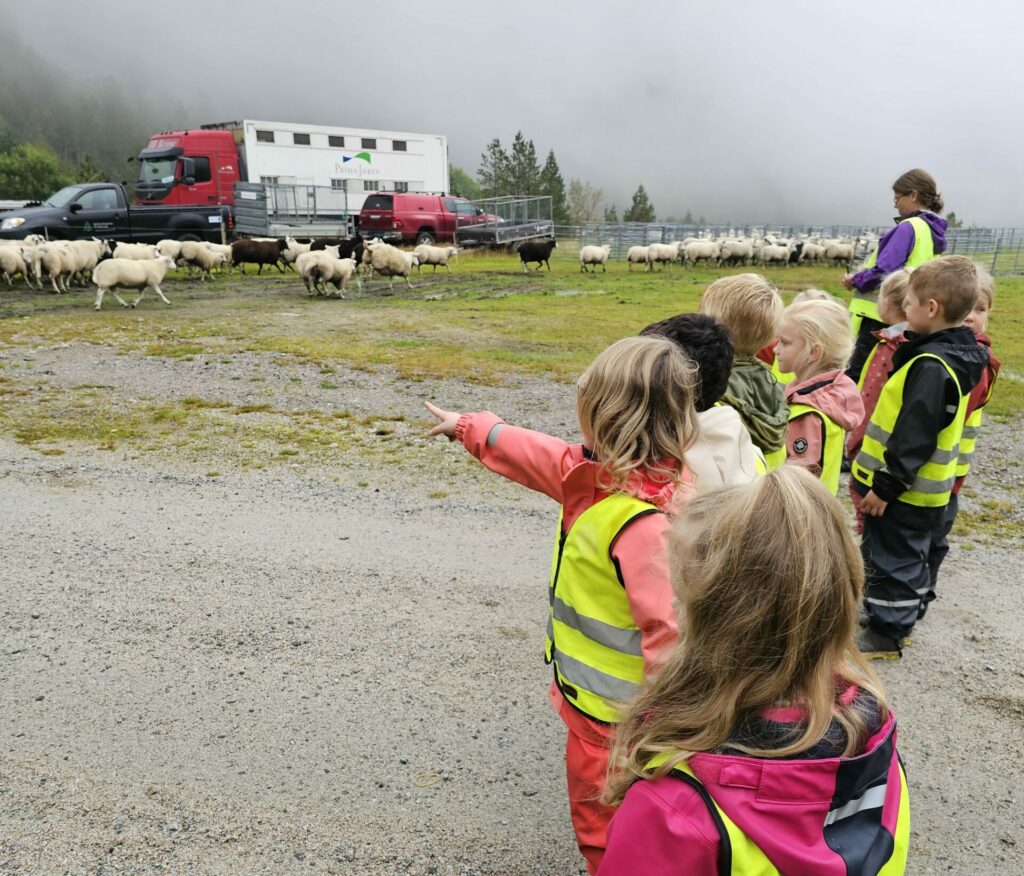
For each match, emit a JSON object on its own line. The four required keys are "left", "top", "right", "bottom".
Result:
{"left": 843, "top": 168, "right": 947, "bottom": 381}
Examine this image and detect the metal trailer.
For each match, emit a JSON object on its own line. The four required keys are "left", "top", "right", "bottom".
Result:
{"left": 232, "top": 182, "right": 359, "bottom": 238}
{"left": 201, "top": 119, "right": 449, "bottom": 219}
{"left": 455, "top": 195, "right": 554, "bottom": 246}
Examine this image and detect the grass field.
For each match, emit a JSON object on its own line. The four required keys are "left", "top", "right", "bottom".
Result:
{"left": 1, "top": 249, "right": 1021, "bottom": 416}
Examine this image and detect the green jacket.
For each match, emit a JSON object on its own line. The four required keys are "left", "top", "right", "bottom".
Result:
{"left": 720, "top": 355, "right": 789, "bottom": 455}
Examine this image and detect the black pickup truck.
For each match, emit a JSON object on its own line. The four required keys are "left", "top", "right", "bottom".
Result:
{"left": 0, "top": 182, "right": 230, "bottom": 243}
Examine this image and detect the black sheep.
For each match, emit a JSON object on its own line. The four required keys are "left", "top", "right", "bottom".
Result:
{"left": 231, "top": 238, "right": 287, "bottom": 275}
{"left": 516, "top": 238, "right": 558, "bottom": 273}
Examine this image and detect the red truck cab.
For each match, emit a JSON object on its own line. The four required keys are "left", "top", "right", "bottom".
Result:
{"left": 135, "top": 129, "right": 241, "bottom": 207}
{"left": 359, "top": 193, "right": 495, "bottom": 245}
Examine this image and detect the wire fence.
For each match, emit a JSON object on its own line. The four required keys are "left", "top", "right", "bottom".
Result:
{"left": 547, "top": 223, "right": 1024, "bottom": 276}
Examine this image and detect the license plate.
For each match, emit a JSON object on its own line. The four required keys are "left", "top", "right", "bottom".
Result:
{"left": 369, "top": 214, "right": 380, "bottom": 220}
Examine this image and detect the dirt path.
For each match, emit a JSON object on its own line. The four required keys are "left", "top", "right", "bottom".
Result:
{"left": 1, "top": 347, "right": 1022, "bottom": 874}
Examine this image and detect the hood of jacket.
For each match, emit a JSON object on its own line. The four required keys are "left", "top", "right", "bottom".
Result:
{"left": 720, "top": 355, "right": 789, "bottom": 452}
{"left": 686, "top": 405, "right": 763, "bottom": 491}
{"left": 888, "top": 210, "right": 947, "bottom": 253}
{"left": 564, "top": 446, "right": 691, "bottom": 522}
{"left": 785, "top": 369, "right": 865, "bottom": 431}
{"left": 892, "top": 325, "right": 989, "bottom": 396}
{"left": 688, "top": 711, "right": 905, "bottom": 874}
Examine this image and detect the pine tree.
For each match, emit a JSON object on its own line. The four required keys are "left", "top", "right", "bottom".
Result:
{"left": 682, "top": 209, "right": 695, "bottom": 225}
{"left": 603, "top": 204, "right": 618, "bottom": 222}
{"left": 478, "top": 138, "right": 511, "bottom": 198}
{"left": 539, "top": 149, "right": 569, "bottom": 224}
{"left": 623, "top": 184, "right": 656, "bottom": 223}
{"left": 509, "top": 131, "right": 541, "bottom": 194}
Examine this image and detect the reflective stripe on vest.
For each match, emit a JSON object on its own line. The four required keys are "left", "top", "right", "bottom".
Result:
{"left": 955, "top": 407, "right": 984, "bottom": 477}
{"left": 545, "top": 493, "right": 660, "bottom": 723}
{"left": 849, "top": 216, "right": 936, "bottom": 332}
{"left": 645, "top": 740, "right": 910, "bottom": 875}
{"left": 852, "top": 352, "right": 968, "bottom": 507}
{"left": 789, "top": 403, "right": 845, "bottom": 495}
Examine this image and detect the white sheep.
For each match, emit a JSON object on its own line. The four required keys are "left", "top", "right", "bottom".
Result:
{"left": 156, "top": 239, "right": 183, "bottom": 260}
{"left": 825, "top": 241, "right": 855, "bottom": 268}
{"left": 759, "top": 244, "right": 792, "bottom": 267}
{"left": 204, "top": 242, "right": 233, "bottom": 272}
{"left": 367, "top": 243, "right": 419, "bottom": 291}
{"left": 181, "top": 243, "right": 227, "bottom": 281}
{"left": 717, "top": 239, "right": 752, "bottom": 267}
{"left": 646, "top": 242, "right": 683, "bottom": 272}
{"left": 33, "top": 242, "right": 76, "bottom": 293}
{"left": 281, "top": 236, "right": 313, "bottom": 269}
{"left": 65, "top": 238, "right": 111, "bottom": 286}
{"left": 626, "top": 245, "right": 649, "bottom": 272}
{"left": 314, "top": 256, "right": 361, "bottom": 298}
{"left": 800, "top": 242, "right": 826, "bottom": 264}
{"left": 413, "top": 244, "right": 459, "bottom": 272}
{"left": 93, "top": 255, "right": 177, "bottom": 310}
{"left": 112, "top": 242, "right": 159, "bottom": 260}
{"left": 296, "top": 246, "right": 342, "bottom": 295}
{"left": 579, "top": 244, "right": 611, "bottom": 273}
{"left": 0, "top": 246, "right": 28, "bottom": 286}
{"left": 683, "top": 240, "right": 721, "bottom": 269}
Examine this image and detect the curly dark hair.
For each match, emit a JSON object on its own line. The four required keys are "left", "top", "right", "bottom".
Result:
{"left": 640, "top": 313, "right": 734, "bottom": 412}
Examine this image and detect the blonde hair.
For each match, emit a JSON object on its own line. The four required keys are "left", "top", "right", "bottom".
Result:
{"left": 975, "top": 263, "right": 995, "bottom": 309}
{"left": 878, "top": 270, "right": 912, "bottom": 320}
{"left": 576, "top": 336, "right": 699, "bottom": 491}
{"left": 908, "top": 255, "right": 980, "bottom": 324}
{"left": 792, "top": 288, "right": 842, "bottom": 305}
{"left": 780, "top": 298, "right": 853, "bottom": 372}
{"left": 699, "top": 274, "right": 783, "bottom": 354}
{"left": 604, "top": 466, "right": 888, "bottom": 805}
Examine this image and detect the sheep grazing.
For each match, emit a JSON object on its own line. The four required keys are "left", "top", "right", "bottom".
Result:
{"left": 231, "top": 238, "right": 287, "bottom": 274}
{"left": 516, "top": 238, "right": 557, "bottom": 273}
{"left": 579, "top": 244, "right": 611, "bottom": 273}
{"left": 413, "top": 244, "right": 459, "bottom": 273}
{"left": 112, "top": 242, "right": 159, "bottom": 260}
{"left": 645, "top": 242, "right": 683, "bottom": 272}
{"left": 683, "top": 240, "right": 722, "bottom": 269}
{"left": 367, "top": 243, "right": 419, "bottom": 291}
{"left": 626, "top": 246, "right": 649, "bottom": 271}
{"left": 93, "top": 255, "right": 176, "bottom": 310}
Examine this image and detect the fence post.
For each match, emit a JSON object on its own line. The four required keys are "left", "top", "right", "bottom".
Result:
{"left": 991, "top": 238, "right": 999, "bottom": 275}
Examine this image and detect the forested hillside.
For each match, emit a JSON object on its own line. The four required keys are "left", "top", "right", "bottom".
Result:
{"left": 0, "top": 32, "right": 188, "bottom": 197}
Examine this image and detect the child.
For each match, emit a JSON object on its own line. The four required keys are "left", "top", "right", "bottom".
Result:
{"left": 756, "top": 288, "right": 842, "bottom": 385}
{"left": 775, "top": 298, "right": 865, "bottom": 495}
{"left": 600, "top": 467, "right": 908, "bottom": 874}
{"left": 924, "top": 266, "right": 1001, "bottom": 616}
{"left": 851, "top": 256, "right": 988, "bottom": 658}
{"left": 699, "top": 274, "right": 788, "bottom": 469}
{"left": 425, "top": 336, "right": 699, "bottom": 874}
{"left": 640, "top": 312, "right": 764, "bottom": 487}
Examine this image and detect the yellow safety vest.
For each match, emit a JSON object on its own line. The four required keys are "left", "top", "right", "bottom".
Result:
{"left": 788, "top": 403, "right": 845, "bottom": 495}
{"left": 852, "top": 353, "right": 968, "bottom": 507}
{"left": 849, "top": 216, "right": 936, "bottom": 335}
{"left": 955, "top": 373, "right": 995, "bottom": 478}
{"left": 545, "top": 493, "right": 660, "bottom": 723}
{"left": 763, "top": 445, "right": 786, "bottom": 471}
{"left": 645, "top": 748, "right": 910, "bottom": 875}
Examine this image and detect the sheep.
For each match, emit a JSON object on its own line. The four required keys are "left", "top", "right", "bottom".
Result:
{"left": 759, "top": 244, "right": 792, "bottom": 267}
{"left": 800, "top": 242, "right": 826, "bottom": 264}
{"left": 65, "top": 238, "right": 112, "bottom": 286}
{"left": 579, "top": 244, "right": 611, "bottom": 273}
{"left": 626, "top": 245, "right": 649, "bottom": 271}
{"left": 516, "top": 238, "right": 557, "bottom": 272}
{"left": 413, "top": 244, "right": 460, "bottom": 273}
{"left": 367, "top": 243, "right": 419, "bottom": 291}
{"left": 683, "top": 240, "right": 721, "bottom": 269}
{"left": 112, "top": 242, "right": 159, "bottom": 260}
{"left": 93, "top": 255, "right": 176, "bottom": 310}
{"left": 311, "top": 256, "right": 360, "bottom": 298}
{"left": 296, "top": 246, "right": 342, "bottom": 295}
{"left": 645, "top": 242, "right": 683, "bottom": 271}
{"left": 156, "top": 239, "right": 183, "bottom": 260}
{"left": 33, "top": 242, "right": 76, "bottom": 293}
{"left": 0, "top": 246, "right": 28, "bottom": 286}
{"left": 204, "top": 242, "right": 233, "bottom": 273}
{"left": 231, "top": 238, "right": 287, "bottom": 274}
{"left": 282, "top": 236, "right": 313, "bottom": 269}
{"left": 788, "top": 241, "right": 805, "bottom": 265}
{"left": 179, "top": 242, "right": 227, "bottom": 281}
{"left": 717, "top": 239, "right": 753, "bottom": 268}
{"left": 825, "top": 240, "right": 855, "bottom": 269}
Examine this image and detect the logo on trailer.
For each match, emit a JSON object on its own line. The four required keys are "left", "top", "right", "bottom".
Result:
{"left": 333, "top": 152, "right": 380, "bottom": 178}
{"left": 342, "top": 152, "right": 372, "bottom": 165}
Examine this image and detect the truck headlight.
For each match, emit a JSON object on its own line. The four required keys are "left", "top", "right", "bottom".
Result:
{"left": 0, "top": 217, "right": 25, "bottom": 231}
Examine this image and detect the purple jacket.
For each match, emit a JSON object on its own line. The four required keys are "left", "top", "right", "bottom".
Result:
{"left": 851, "top": 211, "right": 947, "bottom": 293}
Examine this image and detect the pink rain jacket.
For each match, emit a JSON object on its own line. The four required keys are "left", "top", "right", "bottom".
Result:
{"left": 846, "top": 326, "right": 907, "bottom": 459}
{"left": 601, "top": 705, "right": 906, "bottom": 875}
{"left": 785, "top": 369, "right": 865, "bottom": 475}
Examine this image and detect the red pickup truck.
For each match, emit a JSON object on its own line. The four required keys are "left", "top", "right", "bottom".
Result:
{"left": 358, "top": 193, "right": 496, "bottom": 245}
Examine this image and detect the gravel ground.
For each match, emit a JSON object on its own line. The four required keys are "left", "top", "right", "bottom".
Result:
{"left": 1, "top": 343, "right": 1022, "bottom": 875}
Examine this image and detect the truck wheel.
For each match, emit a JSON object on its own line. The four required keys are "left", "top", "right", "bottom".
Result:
{"left": 415, "top": 231, "right": 435, "bottom": 246}
{"left": 177, "top": 232, "right": 202, "bottom": 242}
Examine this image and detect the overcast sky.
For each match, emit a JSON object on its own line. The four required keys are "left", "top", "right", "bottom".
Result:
{"left": 9, "top": 0, "right": 1024, "bottom": 224}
